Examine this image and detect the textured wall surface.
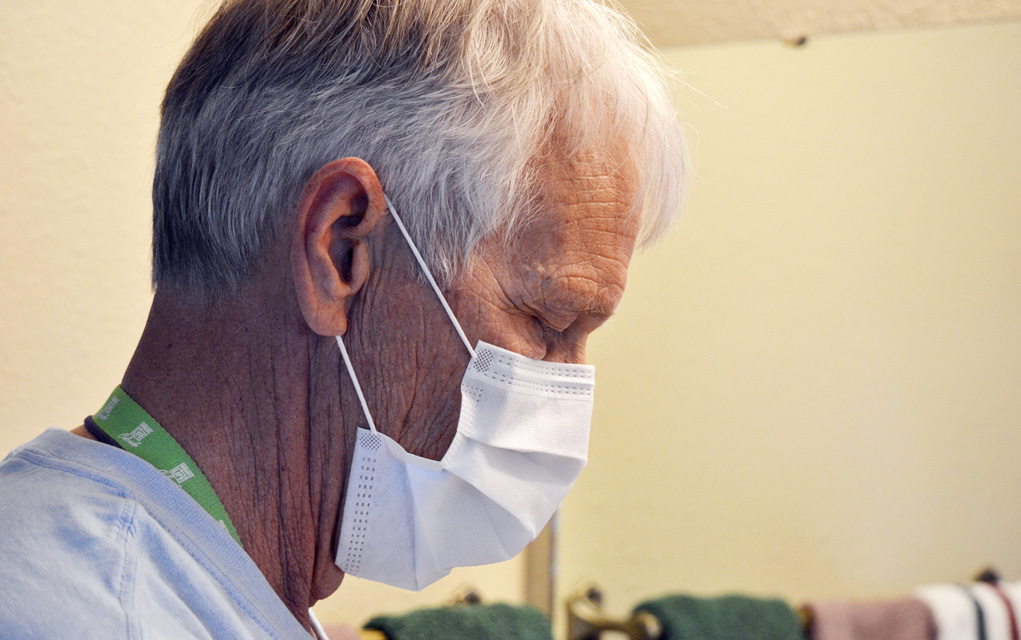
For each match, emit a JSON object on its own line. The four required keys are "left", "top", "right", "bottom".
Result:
{"left": 620, "top": 0, "right": 1021, "bottom": 46}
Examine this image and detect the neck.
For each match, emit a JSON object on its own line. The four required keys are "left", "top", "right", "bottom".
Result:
{"left": 121, "top": 288, "right": 349, "bottom": 628}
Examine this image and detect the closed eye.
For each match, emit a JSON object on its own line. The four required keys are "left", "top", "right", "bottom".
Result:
{"left": 532, "top": 315, "right": 565, "bottom": 344}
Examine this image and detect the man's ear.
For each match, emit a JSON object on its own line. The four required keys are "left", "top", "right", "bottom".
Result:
{"left": 292, "top": 157, "right": 387, "bottom": 336}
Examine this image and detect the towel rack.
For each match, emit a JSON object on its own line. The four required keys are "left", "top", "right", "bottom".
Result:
{"left": 566, "top": 583, "right": 662, "bottom": 640}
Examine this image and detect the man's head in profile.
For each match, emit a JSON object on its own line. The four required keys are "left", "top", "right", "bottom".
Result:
{"left": 0, "top": 0, "right": 686, "bottom": 637}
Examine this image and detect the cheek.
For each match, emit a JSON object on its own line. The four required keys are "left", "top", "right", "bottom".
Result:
{"left": 448, "top": 286, "right": 545, "bottom": 359}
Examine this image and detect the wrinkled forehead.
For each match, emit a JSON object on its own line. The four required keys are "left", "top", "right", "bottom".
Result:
{"left": 534, "top": 144, "right": 640, "bottom": 258}
{"left": 509, "top": 146, "right": 642, "bottom": 315}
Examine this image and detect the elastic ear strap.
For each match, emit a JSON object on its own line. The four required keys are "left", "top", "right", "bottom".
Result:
{"left": 336, "top": 335, "right": 378, "bottom": 433}
{"left": 308, "top": 609, "right": 329, "bottom": 640}
{"left": 384, "top": 194, "right": 475, "bottom": 358}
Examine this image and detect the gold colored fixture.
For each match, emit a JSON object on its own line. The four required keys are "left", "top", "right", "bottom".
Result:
{"left": 566, "top": 583, "right": 662, "bottom": 640}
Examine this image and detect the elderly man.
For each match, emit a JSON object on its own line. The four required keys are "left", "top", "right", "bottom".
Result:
{"left": 0, "top": 0, "right": 685, "bottom": 637}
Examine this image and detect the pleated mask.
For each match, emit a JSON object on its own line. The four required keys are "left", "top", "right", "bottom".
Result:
{"left": 333, "top": 195, "right": 595, "bottom": 590}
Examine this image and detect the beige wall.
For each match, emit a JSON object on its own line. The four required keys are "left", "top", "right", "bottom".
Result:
{"left": 2, "top": 0, "right": 1019, "bottom": 633}
{"left": 619, "top": 0, "right": 1021, "bottom": 48}
{"left": 559, "top": 20, "right": 1021, "bottom": 622}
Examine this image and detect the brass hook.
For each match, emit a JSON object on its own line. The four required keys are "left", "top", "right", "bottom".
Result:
{"left": 566, "top": 583, "right": 662, "bottom": 640}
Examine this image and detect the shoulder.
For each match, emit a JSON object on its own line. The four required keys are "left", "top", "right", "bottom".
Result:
{"left": 0, "top": 430, "right": 139, "bottom": 637}
{"left": 0, "top": 429, "right": 306, "bottom": 639}
{"left": 0, "top": 431, "right": 214, "bottom": 638}
{"left": 0, "top": 430, "right": 140, "bottom": 581}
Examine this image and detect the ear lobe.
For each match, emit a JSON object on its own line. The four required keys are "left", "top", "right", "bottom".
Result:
{"left": 292, "top": 158, "right": 387, "bottom": 337}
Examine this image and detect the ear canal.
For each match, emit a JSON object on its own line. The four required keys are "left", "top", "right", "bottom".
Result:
{"left": 348, "top": 241, "right": 370, "bottom": 293}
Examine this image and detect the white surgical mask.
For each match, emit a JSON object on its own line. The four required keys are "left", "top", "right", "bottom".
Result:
{"left": 333, "top": 195, "right": 595, "bottom": 590}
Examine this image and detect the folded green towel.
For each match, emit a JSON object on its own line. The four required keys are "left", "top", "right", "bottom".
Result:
{"left": 634, "top": 594, "right": 804, "bottom": 640}
{"left": 365, "top": 602, "right": 555, "bottom": 640}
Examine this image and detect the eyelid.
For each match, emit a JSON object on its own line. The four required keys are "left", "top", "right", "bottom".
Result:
{"left": 520, "top": 301, "right": 569, "bottom": 332}
{"left": 534, "top": 312, "right": 572, "bottom": 333}
{"left": 532, "top": 314, "right": 560, "bottom": 335}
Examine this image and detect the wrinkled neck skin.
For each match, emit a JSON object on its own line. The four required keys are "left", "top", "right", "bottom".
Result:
{"left": 121, "top": 288, "right": 339, "bottom": 633}
{"left": 117, "top": 225, "right": 467, "bottom": 632}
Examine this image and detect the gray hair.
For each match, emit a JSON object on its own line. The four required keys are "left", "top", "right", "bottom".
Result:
{"left": 153, "top": 0, "right": 688, "bottom": 296}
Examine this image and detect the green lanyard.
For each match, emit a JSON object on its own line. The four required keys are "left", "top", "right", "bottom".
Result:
{"left": 91, "top": 386, "right": 244, "bottom": 548}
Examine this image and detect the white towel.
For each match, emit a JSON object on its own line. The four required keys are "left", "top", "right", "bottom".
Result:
{"left": 916, "top": 584, "right": 978, "bottom": 640}
{"left": 1000, "top": 582, "right": 1021, "bottom": 619}
{"left": 973, "top": 583, "right": 1010, "bottom": 640}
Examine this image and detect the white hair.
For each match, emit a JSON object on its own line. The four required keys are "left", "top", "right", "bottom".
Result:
{"left": 152, "top": 0, "right": 688, "bottom": 296}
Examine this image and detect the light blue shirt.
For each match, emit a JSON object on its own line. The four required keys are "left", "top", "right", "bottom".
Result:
{"left": 0, "top": 429, "right": 313, "bottom": 639}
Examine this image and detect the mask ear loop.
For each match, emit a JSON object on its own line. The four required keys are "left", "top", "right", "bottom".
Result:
{"left": 336, "top": 334, "right": 378, "bottom": 433}
{"left": 335, "top": 193, "right": 477, "bottom": 434}
{"left": 384, "top": 194, "right": 476, "bottom": 359}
